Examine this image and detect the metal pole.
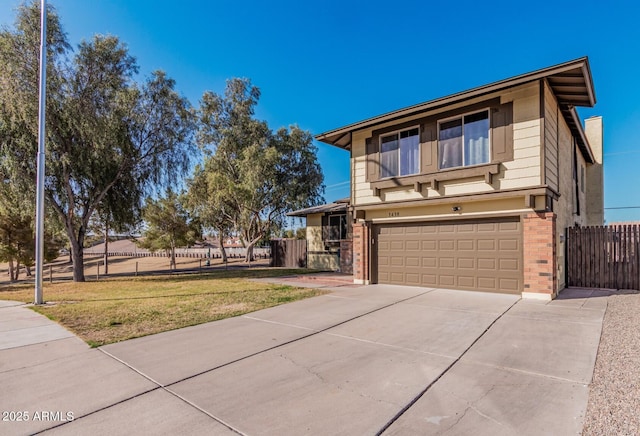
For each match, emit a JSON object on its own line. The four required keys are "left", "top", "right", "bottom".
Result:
{"left": 34, "top": 0, "right": 47, "bottom": 305}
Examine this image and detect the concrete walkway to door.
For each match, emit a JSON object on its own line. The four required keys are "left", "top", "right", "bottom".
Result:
{"left": 0, "top": 285, "right": 605, "bottom": 435}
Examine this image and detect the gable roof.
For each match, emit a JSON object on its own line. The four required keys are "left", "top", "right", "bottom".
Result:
{"left": 315, "top": 57, "right": 596, "bottom": 163}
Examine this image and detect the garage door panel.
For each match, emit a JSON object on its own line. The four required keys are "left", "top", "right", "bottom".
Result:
{"left": 477, "top": 239, "right": 496, "bottom": 251}
{"left": 440, "top": 275, "right": 455, "bottom": 286}
{"left": 457, "top": 223, "right": 474, "bottom": 233}
{"left": 499, "top": 278, "right": 520, "bottom": 292}
{"left": 458, "top": 240, "right": 474, "bottom": 250}
{"left": 390, "top": 241, "right": 404, "bottom": 250}
{"left": 458, "top": 276, "right": 475, "bottom": 288}
{"left": 457, "top": 258, "right": 475, "bottom": 269}
{"left": 477, "top": 222, "right": 498, "bottom": 232}
{"left": 422, "top": 241, "right": 437, "bottom": 250}
{"left": 500, "top": 221, "right": 519, "bottom": 231}
{"left": 439, "top": 258, "right": 455, "bottom": 268}
{"left": 390, "top": 272, "right": 404, "bottom": 282}
{"left": 477, "top": 258, "right": 496, "bottom": 270}
{"left": 390, "top": 256, "right": 405, "bottom": 267}
{"left": 422, "top": 257, "right": 437, "bottom": 268}
{"left": 421, "top": 274, "right": 437, "bottom": 286}
{"left": 477, "top": 276, "right": 498, "bottom": 290}
{"left": 406, "top": 257, "right": 420, "bottom": 267}
{"left": 438, "top": 240, "right": 455, "bottom": 250}
{"left": 405, "top": 273, "right": 420, "bottom": 284}
{"left": 499, "top": 239, "right": 519, "bottom": 251}
{"left": 499, "top": 258, "right": 519, "bottom": 271}
{"left": 406, "top": 240, "right": 420, "bottom": 251}
{"left": 375, "top": 218, "right": 522, "bottom": 294}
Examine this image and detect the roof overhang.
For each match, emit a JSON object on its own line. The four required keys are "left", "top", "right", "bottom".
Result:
{"left": 315, "top": 57, "right": 596, "bottom": 163}
{"left": 287, "top": 201, "right": 348, "bottom": 217}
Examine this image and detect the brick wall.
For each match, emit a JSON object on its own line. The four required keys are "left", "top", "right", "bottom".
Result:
{"left": 352, "top": 222, "right": 370, "bottom": 284}
{"left": 340, "top": 239, "right": 353, "bottom": 274}
{"left": 523, "top": 212, "right": 557, "bottom": 297}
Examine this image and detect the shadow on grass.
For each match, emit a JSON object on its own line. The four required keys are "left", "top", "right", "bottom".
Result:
{"left": 52, "top": 285, "right": 299, "bottom": 303}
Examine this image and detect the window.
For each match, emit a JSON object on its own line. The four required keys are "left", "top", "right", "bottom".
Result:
{"left": 380, "top": 127, "right": 419, "bottom": 178}
{"left": 581, "top": 165, "right": 585, "bottom": 193}
{"left": 323, "top": 214, "right": 347, "bottom": 241}
{"left": 439, "top": 110, "right": 490, "bottom": 169}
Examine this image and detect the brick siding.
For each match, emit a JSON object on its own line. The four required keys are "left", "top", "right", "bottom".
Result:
{"left": 523, "top": 212, "right": 557, "bottom": 296}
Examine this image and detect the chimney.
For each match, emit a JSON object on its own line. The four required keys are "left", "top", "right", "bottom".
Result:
{"left": 584, "top": 116, "right": 604, "bottom": 225}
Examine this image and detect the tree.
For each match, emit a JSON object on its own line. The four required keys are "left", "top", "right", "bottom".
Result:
{"left": 0, "top": 2, "right": 196, "bottom": 281}
{"left": 137, "top": 190, "right": 199, "bottom": 270}
{"left": 0, "top": 178, "right": 61, "bottom": 281}
{"left": 90, "top": 173, "right": 143, "bottom": 274}
{"left": 196, "top": 79, "right": 324, "bottom": 261}
{"left": 185, "top": 163, "right": 233, "bottom": 263}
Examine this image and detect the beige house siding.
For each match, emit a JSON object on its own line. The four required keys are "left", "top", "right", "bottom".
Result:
{"left": 498, "top": 82, "right": 541, "bottom": 190}
{"left": 543, "top": 81, "right": 560, "bottom": 192}
{"left": 365, "top": 197, "right": 531, "bottom": 224}
{"left": 554, "top": 111, "right": 588, "bottom": 290}
{"left": 306, "top": 214, "right": 324, "bottom": 251}
{"left": 305, "top": 213, "right": 340, "bottom": 271}
{"left": 352, "top": 83, "right": 542, "bottom": 206}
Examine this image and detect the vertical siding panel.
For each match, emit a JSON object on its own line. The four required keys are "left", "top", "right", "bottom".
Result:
{"left": 568, "top": 227, "right": 574, "bottom": 287}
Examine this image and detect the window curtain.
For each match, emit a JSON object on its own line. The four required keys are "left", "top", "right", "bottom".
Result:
{"left": 439, "top": 120, "right": 462, "bottom": 169}
{"left": 400, "top": 129, "right": 419, "bottom": 176}
{"left": 464, "top": 113, "right": 489, "bottom": 166}
{"left": 380, "top": 136, "right": 399, "bottom": 178}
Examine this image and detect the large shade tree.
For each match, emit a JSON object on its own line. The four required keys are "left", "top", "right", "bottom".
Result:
{"left": 194, "top": 78, "right": 324, "bottom": 261}
{"left": 0, "top": 2, "right": 196, "bottom": 281}
{"left": 137, "top": 190, "right": 199, "bottom": 270}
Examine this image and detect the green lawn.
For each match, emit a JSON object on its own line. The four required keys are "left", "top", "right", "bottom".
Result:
{"left": 0, "top": 268, "right": 325, "bottom": 347}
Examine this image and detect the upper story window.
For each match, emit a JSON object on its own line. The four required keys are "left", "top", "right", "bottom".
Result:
{"left": 439, "top": 110, "right": 490, "bottom": 169}
{"left": 380, "top": 127, "right": 419, "bottom": 178}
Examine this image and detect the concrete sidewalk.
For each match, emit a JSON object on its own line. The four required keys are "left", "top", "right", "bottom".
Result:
{"left": 0, "top": 286, "right": 606, "bottom": 435}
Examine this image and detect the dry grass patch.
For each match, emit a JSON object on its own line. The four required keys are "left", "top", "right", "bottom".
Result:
{"left": 0, "top": 268, "right": 326, "bottom": 347}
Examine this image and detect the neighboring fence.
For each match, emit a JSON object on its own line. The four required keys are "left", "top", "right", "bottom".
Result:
{"left": 83, "top": 247, "right": 270, "bottom": 259}
{"left": 270, "top": 239, "right": 307, "bottom": 268}
{"left": 567, "top": 225, "right": 640, "bottom": 290}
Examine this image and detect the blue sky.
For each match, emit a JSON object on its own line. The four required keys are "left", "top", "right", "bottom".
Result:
{"left": 1, "top": 0, "right": 639, "bottom": 222}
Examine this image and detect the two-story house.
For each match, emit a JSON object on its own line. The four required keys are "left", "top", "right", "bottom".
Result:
{"left": 314, "top": 57, "right": 603, "bottom": 300}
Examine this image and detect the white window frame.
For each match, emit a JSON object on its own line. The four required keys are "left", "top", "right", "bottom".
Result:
{"left": 379, "top": 125, "right": 421, "bottom": 179}
{"left": 437, "top": 108, "right": 491, "bottom": 170}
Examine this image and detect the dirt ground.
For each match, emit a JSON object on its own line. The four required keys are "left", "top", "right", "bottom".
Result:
{"left": 0, "top": 254, "right": 270, "bottom": 286}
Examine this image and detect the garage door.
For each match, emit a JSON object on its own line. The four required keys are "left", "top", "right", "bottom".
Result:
{"left": 374, "top": 218, "right": 522, "bottom": 294}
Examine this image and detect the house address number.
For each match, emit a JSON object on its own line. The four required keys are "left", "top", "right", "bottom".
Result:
{"left": 388, "top": 211, "right": 400, "bottom": 217}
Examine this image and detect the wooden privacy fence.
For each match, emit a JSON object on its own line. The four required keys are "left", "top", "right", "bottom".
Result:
{"left": 270, "top": 239, "right": 307, "bottom": 268}
{"left": 567, "top": 225, "right": 640, "bottom": 290}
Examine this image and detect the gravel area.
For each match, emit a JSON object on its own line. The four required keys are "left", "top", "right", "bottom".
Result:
{"left": 583, "top": 291, "right": 640, "bottom": 435}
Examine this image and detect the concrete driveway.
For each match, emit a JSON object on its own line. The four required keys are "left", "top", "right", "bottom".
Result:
{"left": 0, "top": 284, "right": 605, "bottom": 435}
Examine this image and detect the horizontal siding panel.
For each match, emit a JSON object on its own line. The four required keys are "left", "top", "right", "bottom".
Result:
{"left": 502, "top": 165, "right": 541, "bottom": 179}
{"left": 512, "top": 119, "right": 540, "bottom": 130}
{"left": 513, "top": 136, "right": 541, "bottom": 149}
{"left": 502, "top": 156, "right": 540, "bottom": 170}
{"left": 499, "top": 177, "right": 541, "bottom": 189}
{"left": 443, "top": 183, "right": 493, "bottom": 196}
{"left": 383, "top": 190, "right": 424, "bottom": 202}
{"left": 514, "top": 146, "right": 541, "bottom": 160}
{"left": 513, "top": 125, "right": 540, "bottom": 140}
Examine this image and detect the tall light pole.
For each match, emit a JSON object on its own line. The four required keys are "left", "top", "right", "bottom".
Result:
{"left": 34, "top": 0, "right": 47, "bottom": 305}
